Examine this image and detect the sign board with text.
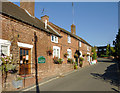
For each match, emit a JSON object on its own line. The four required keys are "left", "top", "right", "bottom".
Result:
{"left": 38, "top": 56, "right": 45, "bottom": 63}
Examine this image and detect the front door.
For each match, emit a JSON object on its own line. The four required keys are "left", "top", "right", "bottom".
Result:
{"left": 19, "top": 48, "right": 31, "bottom": 75}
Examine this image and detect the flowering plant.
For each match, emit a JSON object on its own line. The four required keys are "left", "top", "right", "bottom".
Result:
{"left": 0, "top": 55, "right": 16, "bottom": 73}
{"left": 53, "top": 56, "right": 63, "bottom": 64}
{"left": 64, "top": 53, "right": 68, "bottom": 58}
{"left": 47, "top": 48, "right": 53, "bottom": 55}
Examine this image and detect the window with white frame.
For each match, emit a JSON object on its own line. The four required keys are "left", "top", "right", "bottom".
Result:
{"left": 68, "top": 35, "right": 71, "bottom": 43}
{"left": 53, "top": 46, "right": 60, "bottom": 58}
{"left": 1, "top": 45, "right": 8, "bottom": 56}
{"left": 51, "top": 35, "right": 58, "bottom": 43}
{"left": 67, "top": 49, "right": 72, "bottom": 58}
{"left": 0, "top": 39, "right": 11, "bottom": 56}
{"left": 80, "top": 51, "right": 82, "bottom": 57}
{"left": 79, "top": 41, "right": 81, "bottom": 47}
{"left": 87, "top": 53, "right": 90, "bottom": 62}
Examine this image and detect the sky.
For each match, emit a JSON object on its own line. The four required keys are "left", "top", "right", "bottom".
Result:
{"left": 10, "top": 1, "right": 118, "bottom": 47}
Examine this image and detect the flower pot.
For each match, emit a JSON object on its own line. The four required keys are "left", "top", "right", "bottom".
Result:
{"left": 12, "top": 80, "right": 23, "bottom": 89}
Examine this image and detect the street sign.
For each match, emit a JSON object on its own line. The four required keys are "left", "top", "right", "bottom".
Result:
{"left": 38, "top": 56, "right": 45, "bottom": 63}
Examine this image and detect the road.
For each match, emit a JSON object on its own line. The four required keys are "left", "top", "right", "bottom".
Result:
{"left": 22, "top": 58, "right": 119, "bottom": 92}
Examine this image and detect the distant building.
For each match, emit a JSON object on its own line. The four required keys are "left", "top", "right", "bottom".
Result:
{"left": 97, "top": 46, "right": 107, "bottom": 57}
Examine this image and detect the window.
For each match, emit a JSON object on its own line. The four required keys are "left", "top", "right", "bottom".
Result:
{"left": 51, "top": 35, "right": 58, "bottom": 43}
{"left": 1, "top": 45, "right": 8, "bottom": 56}
{"left": 67, "top": 49, "right": 72, "bottom": 58}
{"left": 53, "top": 46, "right": 60, "bottom": 58}
{"left": 80, "top": 51, "right": 82, "bottom": 57}
{"left": 0, "top": 39, "right": 11, "bottom": 56}
{"left": 87, "top": 46, "right": 89, "bottom": 51}
{"left": 68, "top": 35, "right": 71, "bottom": 43}
{"left": 87, "top": 53, "right": 90, "bottom": 62}
{"left": 79, "top": 41, "right": 81, "bottom": 47}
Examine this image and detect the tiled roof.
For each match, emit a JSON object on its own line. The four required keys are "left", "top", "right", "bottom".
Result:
{"left": 49, "top": 22, "right": 92, "bottom": 47}
{"left": 0, "top": 1, "right": 61, "bottom": 37}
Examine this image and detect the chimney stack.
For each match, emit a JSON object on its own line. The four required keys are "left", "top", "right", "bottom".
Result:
{"left": 41, "top": 15, "right": 49, "bottom": 29}
{"left": 71, "top": 24, "right": 76, "bottom": 34}
{"left": 20, "top": 0, "right": 35, "bottom": 17}
{"left": 41, "top": 15, "right": 49, "bottom": 23}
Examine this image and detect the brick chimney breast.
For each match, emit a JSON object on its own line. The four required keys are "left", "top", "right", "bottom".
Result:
{"left": 71, "top": 24, "right": 76, "bottom": 34}
{"left": 20, "top": 0, "right": 35, "bottom": 17}
{"left": 41, "top": 15, "right": 49, "bottom": 23}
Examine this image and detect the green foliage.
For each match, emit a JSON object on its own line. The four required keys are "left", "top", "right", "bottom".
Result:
{"left": 0, "top": 56, "right": 16, "bottom": 73}
{"left": 67, "top": 58, "right": 74, "bottom": 64}
{"left": 74, "top": 54, "right": 78, "bottom": 58}
{"left": 106, "top": 44, "right": 110, "bottom": 56}
{"left": 16, "top": 77, "right": 23, "bottom": 81}
{"left": 92, "top": 46, "right": 97, "bottom": 60}
{"left": 100, "top": 54, "right": 109, "bottom": 57}
{"left": 113, "top": 29, "right": 120, "bottom": 60}
{"left": 79, "top": 57, "right": 84, "bottom": 61}
{"left": 58, "top": 58, "right": 63, "bottom": 64}
{"left": 53, "top": 57, "right": 63, "bottom": 64}
{"left": 64, "top": 53, "right": 68, "bottom": 58}
{"left": 110, "top": 47, "right": 115, "bottom": 56}
{"left": 74, "top": 62, "right": 78, "bottom": 69}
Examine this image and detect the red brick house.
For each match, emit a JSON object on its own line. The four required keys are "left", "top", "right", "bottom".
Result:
{"left": 0, "top": 1, "right": 92, "bottom": 90}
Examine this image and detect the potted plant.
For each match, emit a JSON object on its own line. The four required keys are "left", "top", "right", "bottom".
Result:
{"left": 67, "top": 58, "right": 74, "bottom": 64}
{"left": 12, "top": 76, "right": 23, "bottom": 89}
{"left": 53, "top": 57, "right": 63, "bottom": 64}
{"left": 0, "top": 55, "right": 17, "bottom": 88}
{"left": 53, "top": 56, "right": 59, "bottom": 64}
{"left": 79, "top": 57, "right": 84, "bottom": 67}
{"left": 79, "top": 57, "right": 84, "bottom": 62}
{"left": 74, "top": 62, "right": 78, "bottom": 69}
{"left": 64, "top": 53, "right": 68, "bottom": 58}
{"left": 79, "top": 61, "right": 83, "bottom": 67}
{"left": 47, "top": 48, "right": 53, "bottom": 55}
{"left": 82, "top": 54, "right": 86, "bottom": 57}
{"left": 87, "top": 54, "right": 90, "bottom": 56}
{"left": 58, "top": 58, "right": 63, "bottom": 64}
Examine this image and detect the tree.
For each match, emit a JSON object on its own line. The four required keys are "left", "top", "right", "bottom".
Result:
{"left": 106, "top": 44, "right": 110, "bottom": 56}
{"left": 113, "top": 29, "right": 120, "bottom": 60}
{"left": 92, "top": 46, "right": 97, "bottom": 60}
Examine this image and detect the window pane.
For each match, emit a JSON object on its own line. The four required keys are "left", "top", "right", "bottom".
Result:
{"left": 52, "top": 35, "right": 54, "bottom": 41}
{"left": 53, "top": 49, "right": 56, "bottom": 57}
{"left": 57, "top": 49, "right": 59, "bottom": 57}
{"left": 26, "top": 50, "right": 28, "bottom": 55}
{"left": 23, "top": 50, "right": 25, "bottom": 56}
{"left": 1, "top": 45, "right": 8, "bottom": 56}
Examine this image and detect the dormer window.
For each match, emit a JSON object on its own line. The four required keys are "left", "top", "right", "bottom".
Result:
{"left": 51, "top": 35, "right": 58, "bottom": 43}
{"left": 68, "top": 35, "right": 71, "bottom": 43}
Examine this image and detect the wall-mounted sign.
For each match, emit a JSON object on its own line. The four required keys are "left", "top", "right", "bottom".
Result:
{"left": 38, "top": 56, "right": 45, "bottom": 63}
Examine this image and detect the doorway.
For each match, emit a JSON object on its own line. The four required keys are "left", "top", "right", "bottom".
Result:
{"left": 19, "top": 48, "right": 31, "bottom": 75}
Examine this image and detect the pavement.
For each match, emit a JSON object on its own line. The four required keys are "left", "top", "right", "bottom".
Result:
{"left": 18, "top": 58, "right": 119, "bottom": 92}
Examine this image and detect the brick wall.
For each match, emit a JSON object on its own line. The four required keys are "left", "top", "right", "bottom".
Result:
{"left": 1, "top": 13, "right": 92, "bottom": 90}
